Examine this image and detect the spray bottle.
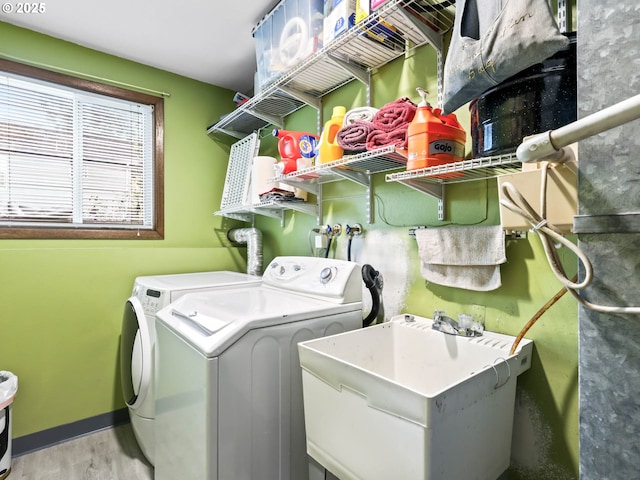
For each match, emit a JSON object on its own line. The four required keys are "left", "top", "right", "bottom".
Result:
{"left": 317, "top": 106, "right": 346, "bottom": 164}
{"left": 406, "top": 88, "right": 466, "bottom": 177}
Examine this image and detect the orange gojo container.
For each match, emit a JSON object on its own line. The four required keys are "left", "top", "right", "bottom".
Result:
{"left": 407, "top": 105, "right": 466, "bottom": 178}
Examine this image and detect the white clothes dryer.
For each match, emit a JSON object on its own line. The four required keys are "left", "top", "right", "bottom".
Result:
{"left": 154, "top": 256, "right": 363, "bottom": 480}
{"left": 120, "top": 271, "right": 261, "bottom": 465}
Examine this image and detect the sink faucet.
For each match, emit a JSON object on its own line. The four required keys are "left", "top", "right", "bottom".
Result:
{"left": 432, "top": 310, "right": 481, "bottom": 337}
{"left": 432, "top": 311, "right": 460, "bottom": 335}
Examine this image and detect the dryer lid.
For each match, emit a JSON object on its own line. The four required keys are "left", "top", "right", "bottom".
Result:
{"left": 134, "top": 270, "right": 260, "bottom": 291}
{"left": 157, "top": 285, "right": 362, "bottom": 357}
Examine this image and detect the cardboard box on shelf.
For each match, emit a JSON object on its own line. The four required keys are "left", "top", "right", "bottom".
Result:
{"left": 323, "top": 0, "right": 356, "bottom": 45}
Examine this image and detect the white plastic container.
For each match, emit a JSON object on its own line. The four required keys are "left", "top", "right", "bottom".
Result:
{"left": 251, "top": 156, "right": 277, "bottom": 204}
{"left": 298, "top": 315, "right": 533, "bottom": 480}
{"left": 253, "top": 0, "right": 324, "bottom": 93}
{"left": 0, "top": 372, "right": 18, "bottom": 480}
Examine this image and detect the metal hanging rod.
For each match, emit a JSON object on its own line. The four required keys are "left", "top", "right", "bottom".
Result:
{"left": 517, "top": 94, "right": 640, "bottom": 163}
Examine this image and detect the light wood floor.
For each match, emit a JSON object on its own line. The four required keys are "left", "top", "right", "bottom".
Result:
{"left": 9, "top": 423, "right": 153, "bottom": 480}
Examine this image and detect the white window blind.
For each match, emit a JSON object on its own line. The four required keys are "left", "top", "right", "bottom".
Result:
{"left": 0, "top": 72, "right": 154, "bottom": 230}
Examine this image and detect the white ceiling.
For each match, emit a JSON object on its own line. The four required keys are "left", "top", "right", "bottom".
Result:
{"left": 1, "top": 0, "right": 281, "bottom": 94}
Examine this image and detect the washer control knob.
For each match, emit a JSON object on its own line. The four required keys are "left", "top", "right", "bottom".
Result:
{"left": 279, "top": 265, "right": 286, "bottom": 275}
{"left": 271, "top": 262, "right": 279, "bottom": 269}
{"left": 293, "top": 264, "right": 301, "bottom": 271}
{"left": 320, "top": 267, "right": 333, "bottom": 284}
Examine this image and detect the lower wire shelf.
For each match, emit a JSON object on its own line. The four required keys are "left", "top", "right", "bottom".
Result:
{"left": 215, "top": 199, "right": 318, "bottom": 226}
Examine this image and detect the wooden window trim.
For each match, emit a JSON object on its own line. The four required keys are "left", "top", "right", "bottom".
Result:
{"left": 0, "top": 58, "right": 164, "bottom": 240}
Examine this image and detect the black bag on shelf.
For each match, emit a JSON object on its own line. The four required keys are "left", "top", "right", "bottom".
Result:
{"left": 442, "top": 0, "right": 568, "bottom": 114}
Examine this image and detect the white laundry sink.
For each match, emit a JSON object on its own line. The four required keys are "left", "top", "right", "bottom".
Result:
{"left": 298, "top": 314, "right": 533, "bottom": 480}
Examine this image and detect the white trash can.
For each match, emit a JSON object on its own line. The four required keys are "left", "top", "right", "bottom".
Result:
{"left": 0, "top": 372, "right": 18, "bottom": 480}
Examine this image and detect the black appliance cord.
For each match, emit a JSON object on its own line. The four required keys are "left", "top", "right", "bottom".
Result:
{"left": 362, "top": 264, "right": 380, "bottom": 328}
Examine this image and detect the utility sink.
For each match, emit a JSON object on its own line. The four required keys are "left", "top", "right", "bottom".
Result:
{"left": 298, "top": 314, "right": 533, "bottom": 480}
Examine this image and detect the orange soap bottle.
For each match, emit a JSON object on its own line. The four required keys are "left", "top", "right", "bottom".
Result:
{"left": 407, "top": 88, "right": 466, "bottom": 177}
{"left": 318, "top": 106, "right": 346, "bottom": 164}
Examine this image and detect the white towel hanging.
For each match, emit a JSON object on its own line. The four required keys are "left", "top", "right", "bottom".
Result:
{"left": 414, "top": 225, "right": 506, "bottom": 291}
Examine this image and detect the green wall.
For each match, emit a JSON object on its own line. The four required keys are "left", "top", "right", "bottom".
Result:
{"left": 1, "top": 18, "right": 578, "bottom": 480}
{"left": 0, "top": 23, "right": 248, "bottom": 436}
{"left": 255, "top": 47, "right": 579, "bottom": 479}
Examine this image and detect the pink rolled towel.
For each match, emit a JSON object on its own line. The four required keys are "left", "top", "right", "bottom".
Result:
{"left": 366, "top": 126, "right": 409, "bottom": 151}
{"left": 337, "top": 120, "right": 376, "bottom": 152}
{"left": 371, "top": 97, "right": 417, "bottom": 132}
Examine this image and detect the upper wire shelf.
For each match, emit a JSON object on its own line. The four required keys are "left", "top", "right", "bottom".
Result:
{"left": 207, "top": 0, "right": 455, "bottom": 139}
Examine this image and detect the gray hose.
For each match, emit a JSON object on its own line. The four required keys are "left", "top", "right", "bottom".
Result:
{"left": 227, "top": 228, "right": 263, "bottom": 276}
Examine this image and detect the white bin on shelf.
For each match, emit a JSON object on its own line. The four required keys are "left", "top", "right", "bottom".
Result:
{"left": 0, "top": 372, "right": 18, "bottom": 480}
{"left": 253, "top": 0, "right": 324, "bottom": 93}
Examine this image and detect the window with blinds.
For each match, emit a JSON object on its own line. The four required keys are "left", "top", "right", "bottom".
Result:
{"left": 0, "top": 59, "right": 164, "bottom": 239}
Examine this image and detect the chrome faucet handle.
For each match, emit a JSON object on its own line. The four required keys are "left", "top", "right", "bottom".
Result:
{"left": 432, "top": 311, "right": 480, "bottom": 337}
{"left": 432, "top": 312, "right": 459, "bottom": 335}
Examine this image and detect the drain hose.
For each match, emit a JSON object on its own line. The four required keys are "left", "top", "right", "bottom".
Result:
{"left": 500, "top": 175, "right": 640, "bottom": 314}
{"left": 227, "top": 228, "right": 263, "bottom": 277}
{"left": 362, "top": 264, "right": 381, "bottom": 328}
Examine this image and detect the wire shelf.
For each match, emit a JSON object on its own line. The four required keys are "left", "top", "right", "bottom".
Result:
{"left": 385, "top": 153, "right": 522, "bottom": 185}
{"left": 402, "top": 0, "right": 456, "bottom": 35}
{"left": 215, "top": 199, "right": 318, "bottom": 224}
{"left": 207, "top": 0, "right": 455, "bottom": 139}
{"left": 273, "top": 145, "right": 408, "bottom": 186}
{"left": 318, "top": 145, "right": 408, "bottom": 174}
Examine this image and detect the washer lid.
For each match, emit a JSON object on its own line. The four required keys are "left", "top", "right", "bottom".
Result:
{"left": 156, "top": 285, "right": 362, "bottom": 357}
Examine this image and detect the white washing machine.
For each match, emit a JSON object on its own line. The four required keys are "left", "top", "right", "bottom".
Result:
{"left": 154, "top": 256, "right": 363, "bottom": 480}
{"left": 119, "top": 270, "right": 261, "bottom": 465}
